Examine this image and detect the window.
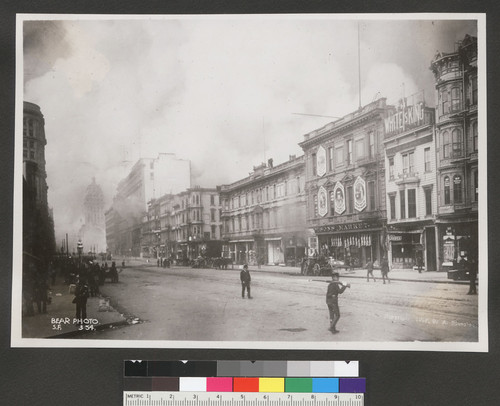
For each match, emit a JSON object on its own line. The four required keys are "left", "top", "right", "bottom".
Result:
{"left": 150, "top": 173, "right": 154, "bottom": 180}
{"left": 424, "top": 188, "right": 432, "bottom": 216}
{"left": 472, "top": 122, "right": 478, "bottom": 152}
{"left": 402, "top": 151, "right": 414, "bottom": 174}
{"left": 312, "top": 153, "right": 317, "bottom": 176}
{"left": 346, "top": 186, "right": 354, "bottom": 214}
{"left": 389, "top": 194, "right": 396, "bottom": 220}
{"left": 369, "top": 131, "right": 375, "bottom": 158}
{"left": 246, "top": 215, "right": 250, "bottom": 231}
{"left": 444, "top": 176, "right": 451, "bottom": 205}
{"left": 451, "top": 87, "right": 461, "bottom": 111}
{"left": 284, "top": 181, "right": 288, "bottom": 196}
{"left": 424, "top": 148, "right": 431, "bottom": 172}
{"left": 408, "top": 189, "right": 416, "bottom": 218}
{"left": 336, "top": 146, "right": 344, "bottom": 166}
{"left": 355, "top": 138, "right": 364, "bottom": 161}
{"left": 211, "top": 209, "right": 216, "bottom": 222}
{"left": 211, "top": 225, "right": 216, "bottom": 238}
{"left": 452, "top": 129, "right": 463, "bottom": 157}
{"left": 210, "top": 195, "right": 215, "bottom": 205}
{"left": 453, "top": 175, "right": 463, "bottom": 203}
{"left": 328, "top": 147, "right": 334, "bottom": 171}
{"left": 297, "top": 177, "right": 301, "bottom": 193}
{"left": 472, "top": 75, "right": 478, "bottom": 105}
{"left": 347, "top": 140, "right": 353, "bottom": 165}
{"left": 474, "top": 171, "right": 478, "bottom": 202}
{"left": 441, "top": 89, "right": 449, "bottom": 115}
{"left": 238, "top": 216, "right": 242, "bottom": 231}
{"left": 400, "top": 190, "right": 406, "bottom": 219}
{"left": 330, "top": 191, "right": 335, "bottom": 215}
{"left": 367, "top": 181, "right": 376, "bottom": 211}
{"left": 389, "top": 157, "right": 394, "bottom": 180}
{"left": 442, "top": 131, "right": 451, "bottom": 159}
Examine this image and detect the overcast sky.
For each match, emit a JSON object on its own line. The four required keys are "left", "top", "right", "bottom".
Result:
{"left": 21, "top": 15, "right": 477, "bottom": 243}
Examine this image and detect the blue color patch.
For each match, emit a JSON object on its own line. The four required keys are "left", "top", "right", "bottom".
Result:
{"left": 312, "top": 378, "right": 339, "bottom": 393}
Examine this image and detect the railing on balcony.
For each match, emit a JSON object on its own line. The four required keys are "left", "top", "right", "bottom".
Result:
{"left": 395, "top": 171, "right": 420, "bottom": 185}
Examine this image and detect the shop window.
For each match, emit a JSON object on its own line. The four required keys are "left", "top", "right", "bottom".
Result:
{"left": 424, "top": 188, "right": 432, "bottom": 216}
{"left": 312, "top": 153, "right": 317, "bottom": 176}
{"left": 453, "top": 175, "right": 463, "bottom": 204}
{"left": 367, "top": 181, "right": 376, "bottom": 211}
{"left": 389, "top": 194, "right": 396, "bottom": 220}
{"left": 408, "top": 189, "right": 416, "bottom": 218}
{"left": 424, "top": 148, "right": 431, "bottom": 172}
{"left": 347, "top": 140, "right": 353, "bottom": 165}
{"left": 444, "top": 176, "right": 451, "bottom": 205}
{"left": 451, "top": 87, "right": 461, "bottom": 111}
{"left": 346, "top": 186, "right": 354, "bottom": 214}
{"left": 472, "top": 122, "right": 478, "bottom": 152}
{"left": 389, "top": 157, "right": 394, "bottom": 180}
{"left": 328, "top": 147, "right": 334, "bottom": 171}
{"left": 400, "top": 190, "right": 406, "bottom": 219}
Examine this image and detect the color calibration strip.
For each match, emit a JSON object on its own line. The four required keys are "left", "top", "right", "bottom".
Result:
{"left": 125, "top": 361, "right": 359, "bottom": 378}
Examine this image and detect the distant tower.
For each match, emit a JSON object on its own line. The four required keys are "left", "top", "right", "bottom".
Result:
{"left": 79, "top": 178, "right": 106, "bottom": 253}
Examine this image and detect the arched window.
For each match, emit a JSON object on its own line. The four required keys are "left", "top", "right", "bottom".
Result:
{"left": 453, "top": 175, "right": 463, "bottom": 204}
{"left": 452, "top": 129, "right": 463, "bottom": 158}
{"left": 442, "top": 131, "right": 451, "bottom": 158}
{"left": 444, "top": 176, "right": 451, "bottom": 205}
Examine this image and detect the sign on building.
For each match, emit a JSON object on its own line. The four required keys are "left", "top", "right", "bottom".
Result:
{"left": 354, "top": 176, "right": 367, "bottom": 212}
{"left": 318, "top": 186, "right": 328, "bottom": 217}
{"left": 333, "top": 182, "right": 345, "bottom": 215}
{"left": 316, "top": 145, "right": 327, "bottom": 177}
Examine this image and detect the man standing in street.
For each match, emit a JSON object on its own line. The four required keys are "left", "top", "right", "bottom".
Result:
{"left": 240, "top": 264, "right": 252, "bottom": 299}
{"left": 366, "top": 259, "right": 376, "bottom": 282}
{"left": 467, "top": 258, "right": 478, "bottom": 295}
{"left": 326, "top": 272, "right": 350, "bottom": 333}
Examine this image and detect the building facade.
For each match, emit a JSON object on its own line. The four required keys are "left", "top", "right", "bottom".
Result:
{"left": 106, "top": 153, "right": 191, "bottom": 257}
{"left": 78, "top": 178, "right": 107, "bottom": 254}
{"left": 383, "top": 93, "right": 438, "bottom": 271}
{"left": 430, "top": 34, "right": 478, "bottom": 271}
{"left": 299, "top": 98, "right": 388, "bottom": 267}
{"left": 220, "top": 155, "right": 307, "bottom": 266}
{"left": 142, "top": 187, "right": 222, "bottom": 262}
{"left": 23, "top": 101, "right": 55, "bottom": 263}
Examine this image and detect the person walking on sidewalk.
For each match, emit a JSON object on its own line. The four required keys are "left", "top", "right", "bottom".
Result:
{"left": 467, "top": 258, "right": 478, "bottom": 295}
{"left": 73, "top": 278, "right": 90, "bottom": 321}
{"left": 381, "top": 256, "right": 390, "bottom": 284}
{"left": 326, "top": 272, "right": 350, "bottom": 333}
{"left": 365, "top": 259, "right": 376, "bottom": 282}
{"left": 240, "top": 264, "right": 252, "bottom": 299}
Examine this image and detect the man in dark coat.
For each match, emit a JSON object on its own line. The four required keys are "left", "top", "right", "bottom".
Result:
{"left": 74, "top": 278, "right": 89, "bottom": 321}
{"left": 467, "top": 258, "right": 478, "bottom": 295}
{"left": 326, "top": 272, "right": 350, "bottom": 333}
{"left": 366, "top": 260, "right": 376, "bottom": 282}
{"left": 240, "top": 264, "right": 252, "bottom": 299}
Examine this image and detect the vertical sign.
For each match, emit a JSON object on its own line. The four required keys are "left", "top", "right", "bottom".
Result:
{"left": 333, "top": 182, "right": 345, "bottom": 215}
{"left": 318, "top": 186, "right": 328, "bottom": 217}
{"left": 316, "top": 146, "right": 327, "bottom": 177}
{"left": 354, "top": 176, "right": 366, "bottom": 212}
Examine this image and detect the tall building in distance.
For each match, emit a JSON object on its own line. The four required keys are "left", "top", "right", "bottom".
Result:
{"left": 78, "top": 178, "right": 106, "bottom": 254}
{"left": 430, "top": 34, "right": 478, "bottom": 271}
{"left": 106, "top": 153, "right": 191, "bottom": 256}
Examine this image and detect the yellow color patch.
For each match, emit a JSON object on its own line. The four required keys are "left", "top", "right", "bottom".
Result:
{"left": 259, "top": 378, "right": 285, "bottom": 392}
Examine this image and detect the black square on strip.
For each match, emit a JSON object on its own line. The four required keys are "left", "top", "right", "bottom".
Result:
{"left": 123, "top": 377, "right": 152, "bottom": 391}
{"left": 124, "top": 361, "right": 148, "bottom": 377}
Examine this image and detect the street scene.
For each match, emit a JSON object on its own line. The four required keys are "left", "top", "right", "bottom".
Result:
{"left": 15, "top": 15, "right": 485, "bottom": 349}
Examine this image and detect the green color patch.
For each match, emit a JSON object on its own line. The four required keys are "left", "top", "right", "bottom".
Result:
{"left": 285, "top": 378, "right": 313, "bottom": 393}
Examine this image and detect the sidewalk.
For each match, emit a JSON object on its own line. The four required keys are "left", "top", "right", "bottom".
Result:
{"left": 22, "top": 277, "right": 127, "bottom": 339}
{"left": 122, "top": 256, "right": 468, "bottom": 285}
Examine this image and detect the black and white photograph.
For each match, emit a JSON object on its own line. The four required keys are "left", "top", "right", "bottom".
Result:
{"left": 12, "top": 14, "right": 487, "bottom": 350}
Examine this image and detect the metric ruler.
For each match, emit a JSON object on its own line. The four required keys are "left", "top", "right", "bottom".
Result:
{"left": 123, "top": 392, "right": 364, "bottom": 406}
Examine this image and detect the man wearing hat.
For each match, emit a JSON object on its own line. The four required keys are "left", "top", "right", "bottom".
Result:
{"left": 326, "top": 271, "right": 350, "bottom": 333}
{"left": 240, "top": 264, "right": 252, "bottom": 299}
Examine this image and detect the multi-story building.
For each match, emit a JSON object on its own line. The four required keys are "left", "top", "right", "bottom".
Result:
{"left": 220, "top": 155, "right": 306, "bottom": 266}
{"left": 78, "top": 177, "right": 107, "bottom": 254}
{"left": 23, "top": 101, "right": 55, "bottom": 263}
{"left": 142, "top": 187, "right": 222, "bottom": 261}
{"left": 430, "top": 34, "right": 478, "bottom": 271}
{"left": 106, "top": 153, "right": 191, "bottom": 257}
{"left": 383, "top": 92, "right": 438, "bottom": 271}
{"left": 299, "top": 98, "right": 388, "bottom": 267}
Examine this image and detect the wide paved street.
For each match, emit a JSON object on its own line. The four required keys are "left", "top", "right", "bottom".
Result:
{"left": 85, "top": 264, "right": 478, "bottom": 342}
